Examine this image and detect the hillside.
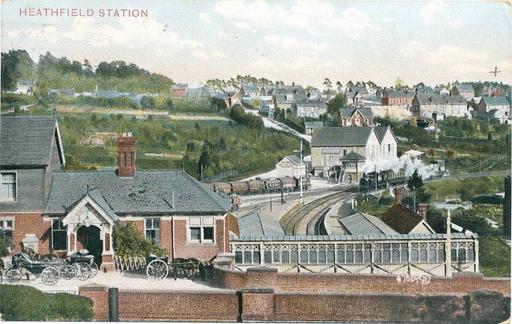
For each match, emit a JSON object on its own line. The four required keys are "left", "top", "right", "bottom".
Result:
{"left": 1, "top": 50, "right": 174, "bottom": 94}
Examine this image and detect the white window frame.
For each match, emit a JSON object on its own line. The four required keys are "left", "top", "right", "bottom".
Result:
{"left": 0, "top": 171, "right": 17, "bottom": 202}
{"left": 187, "top": 217, "right": 215, "bottom": 244}
{"left": 144, "top": 218, "right": 161, "bottom": 246}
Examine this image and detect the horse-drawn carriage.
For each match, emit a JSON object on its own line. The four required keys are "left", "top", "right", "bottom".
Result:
{"left": 145, "top": 255, "right": 207, "bottom": 280}
{"left": 2, "top": 249, "right": 97, "bottom": 286}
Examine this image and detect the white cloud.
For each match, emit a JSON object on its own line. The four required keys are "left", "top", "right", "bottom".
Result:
{"left": 192, "top": 49, "right": 210, "bottom": 59}
{"left": 199, "top": 13, "right": 210, "bottom": 24}
{"left": 400, "top": 41, "right": 495, "bottom": 78}
{"left": 400, "top": 41, "right": 426, "bottom": 59}
{"left": 214, "top": 0, "right": 376, "bottom": 39}
{"left": 9, "top": 25, "right": 59, "bottom": 43}
{"left": 419, "top": 0, "right": 446, "bottom": 24}
{"left": 419, "top": 0, "right": 464, "bottom": 28}
{"left": 264, "top": 34, "right": 327, "bottom": 51}
{"left": 212, "top": 50, "right": 227, "bottom": 59}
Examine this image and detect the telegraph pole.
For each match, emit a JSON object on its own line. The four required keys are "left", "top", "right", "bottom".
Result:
{"left": 445, "top": 210, "right": 452, "bottom": 277}
{"left": 300, "top": 140, "right": 303, "bottom": 205}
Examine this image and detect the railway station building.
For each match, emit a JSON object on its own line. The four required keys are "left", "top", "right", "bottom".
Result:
{"left": 0, "top": 116, "right": 233, "bottom": 270}
{"left": 310, "top": 126, "right": 397, "bottom": 182}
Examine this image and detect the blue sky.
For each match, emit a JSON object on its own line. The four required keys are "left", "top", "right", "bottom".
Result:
{"left": 1, "top": 0, "right": 510, "bottom": 88}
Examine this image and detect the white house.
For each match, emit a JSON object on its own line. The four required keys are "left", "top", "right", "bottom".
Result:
{"left": 411, "top": 94, "right": 469, "bottom": 121}
{"left": 15, "top": 80, "right": 34, "bottom": 95}
{"left": 310, "top": 126, "right": 397, "bottom": 182}
{"left": 275, "top": 155, "right": 306, "bottom": 177}
{"left": 295, "top": 100, "right": 327, "bottom": 118}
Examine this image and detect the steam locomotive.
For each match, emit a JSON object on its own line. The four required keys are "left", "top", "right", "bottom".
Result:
{"left": 358, "top": 169, "right": 406, "bottom": 193}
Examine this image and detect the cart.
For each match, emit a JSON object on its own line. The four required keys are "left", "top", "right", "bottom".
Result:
{"left": 145, "top": 256, "right": 205, "bottom": 280}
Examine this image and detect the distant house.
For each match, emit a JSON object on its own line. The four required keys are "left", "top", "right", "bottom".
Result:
{"left": 380, "top": 191, "right": 434, "bottom": 234}
{"left": 275, "top": 155, "right": 306, "bottom": 178}
{"left": 381, "top": 88, "right": 415, "bottom": 106}
{"left": 96, "top": 90, "right": 124, "bottom": 99}
{"left": 452, "top": 84, "right": 475, "bottom": 100}
{"left": 339, "top": 108, "right": 374, "bottom": 127}
{"left": 347, "top": 85, "right": 369, "bottom": 106}
{"left": 411, "top": 93, "right": 469, "bottom": 121}
{"left": 259, "top": 86, "right": 276, "bottom": 96}
{"left": 187, "top": 87, "right": 210, "bottom": 101}
{"left": 304, "top": 121, "right": 324, "bottom": 135}
{"left": 48, "top": 88, "right": 75, "bottom": 97}
{"left": 477, "top": 96, "right": 511, "bottom": 124}
{"left": 15, "top": 80, "right": 34, "bottom": 95}
{"left": 295, "top": 100, "right": 327, "bottom": 118}
{"left": 310, "top": 126, "right": 397, "bottom": 182}
{"left": 227, "top": 89, "right": 243, "bottom": 108}
{"left": 170, "top": 84, "right": 188, "bottom": 98}
{"left": 275, "top": 85, "right": 306, "bottom": 107}
{"left": 306, "top": 88, "right": 322, "bottom": 101}
{"left": 241, "top": 84, "right": 259, "bottom": 98}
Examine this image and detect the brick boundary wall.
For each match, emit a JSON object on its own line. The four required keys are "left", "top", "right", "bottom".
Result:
{"left": 209, "top": 266, "right": 510, "bottom": 296}
{"left": 117, "top": 290, "right": 240, "bottom": 321}
{"left": 78, "top": 284, "right": 109, "bottom": 321}
{"left": 80, "top": 285, "right": 510, "bottom": 322}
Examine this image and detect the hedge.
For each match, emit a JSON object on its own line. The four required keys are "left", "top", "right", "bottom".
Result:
{"left": 0, "top": 285, "right": 93, "bottom": 321}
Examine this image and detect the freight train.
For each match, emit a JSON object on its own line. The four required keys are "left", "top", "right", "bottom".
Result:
{"left": 358, "top": 169, "right": 406, "bottom": 193}
{"left": 210, "top": 176, "right": 311, "bottom": 196}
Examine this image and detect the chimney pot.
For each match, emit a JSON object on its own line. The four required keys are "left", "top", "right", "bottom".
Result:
{"left": 117, "top": 133, "right": 136, "bottom": 177}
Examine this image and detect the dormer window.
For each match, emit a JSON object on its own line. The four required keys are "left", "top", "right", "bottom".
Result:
{"left": 0, "top": 172, "right": 16, "bottom": 202}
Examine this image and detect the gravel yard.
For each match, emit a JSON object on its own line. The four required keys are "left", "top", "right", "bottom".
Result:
{"left": 5, "top": 270, "right": 224, "bottom": 293}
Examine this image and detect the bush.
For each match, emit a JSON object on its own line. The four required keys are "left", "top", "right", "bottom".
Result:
{"left": 0, "top": 285, "right": 92, "bottom": 321}
{"left": 113, "top": 223, "right": 166, "bottom": 257}
{"left": 229, "top": 105, "right": 264, "bottom": 129}
{"left": 47, "top": 293, "right": 93, "bottom": 320}
{"left": 479, "top": 237, "right": 511, "bottom": 277}
{"left": 0, "top": 231, "right": 9, "bottom": 256}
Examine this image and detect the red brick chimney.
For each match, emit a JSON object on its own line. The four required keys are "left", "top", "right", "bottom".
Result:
{"left": 393, "top": 187, "right": 402, "bottom": 206}
{"left": 417, "top": 203, "right": 428, "bottom": 219}
{"left": 117, "top": 132, "right": 136, "bottom": 177}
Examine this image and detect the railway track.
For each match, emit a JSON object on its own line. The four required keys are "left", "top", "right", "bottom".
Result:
{"left": 280, "top": 187, "right": 357, "bottom": 235}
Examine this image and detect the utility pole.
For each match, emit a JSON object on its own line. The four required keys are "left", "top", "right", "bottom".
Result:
{"left": 413, "top": 186, "right": 416, "bottom": 213}
{"left": 300, "top": 140, "right": 303, "bottom": 205}
{"left": 445, "top": 210, "right": 452, "bottom": 277}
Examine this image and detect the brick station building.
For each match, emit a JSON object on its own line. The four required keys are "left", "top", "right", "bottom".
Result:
{"left": 0, "top": 116, "right": 232, "bottom": 270}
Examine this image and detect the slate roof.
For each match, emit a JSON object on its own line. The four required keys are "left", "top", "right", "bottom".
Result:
{"left": 374, "top": 126, "right": 391, "bottom": 142}
{"left": 340, "top": 108, "right": 373, "bottom": 118}
{"left": 284, "top": 155, "right": 302, "bottom": 165}
{"left": 0, "top": 116, "right": 61, "bottom": 167}
{"left": 481, "top": 96, "right": 510, "bottom": 106}
{"left": 341, "top": 151, "right": 365, "bottom": 161}
{"left": 415, "top": 94, "right": 466, "bottom": 105}
{"left": 304, "top": 121, "right": 324, "bottom": 129}
{"left": 46, "top": 170, "right": 231, "bottom": 215}
{"left": 348, "top": 85, "right": 368, "bottom": 96}
{"left": 311, "top": 127, "right": 373, "bottom": 147}
{"left": 339, "top": 212, "right": 398, "bottom": 235}
{"left": 380, "top": 204, "right": 424, "bottom": 234}
{"left": 384, "top": 89, "right": 415, "bottom": 98}
{"left": 454, "top": 84, "right": 474, "bottom": 92}
{"left": 296, "top": 100, "right": 326, "bottom": 108}
{"left": 237, "top": 210, "right": 265, "bottom": 237}
{"left": 86, "top": 189, "right": 119, "bottom": 222}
